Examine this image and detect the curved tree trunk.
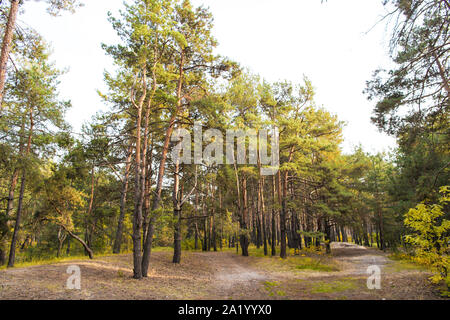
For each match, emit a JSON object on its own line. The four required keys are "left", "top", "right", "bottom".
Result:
{"left": 60, "top": 224, "right": 94, "bottom": 259}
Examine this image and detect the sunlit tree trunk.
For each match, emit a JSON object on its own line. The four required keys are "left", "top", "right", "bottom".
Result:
{"left": 131, "top": 69, "right": 147, "bottom": 279}
{"left": 0, "top": 0, "right": 20, "bottom": 112}
{"left": 142, "top": 52, "right": 184, "bottom": 277}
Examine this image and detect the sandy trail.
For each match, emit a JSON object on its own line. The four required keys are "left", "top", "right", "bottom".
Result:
{"left": 331, "top": 242, "right": 391, "bottom": 275}
{"left": 0, "top": 243, "right": 443, "bottom": 300}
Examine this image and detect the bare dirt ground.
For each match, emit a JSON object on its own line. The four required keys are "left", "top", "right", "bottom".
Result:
{"left": 0, "top": 243, "right": 446, "bottom": 300}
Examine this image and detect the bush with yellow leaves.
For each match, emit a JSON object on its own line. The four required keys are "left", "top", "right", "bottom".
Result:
{"left": 404, "top": 186, "right": 450, "bottom": 289}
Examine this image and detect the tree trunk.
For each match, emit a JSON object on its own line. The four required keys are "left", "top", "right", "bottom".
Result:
{"left": 131, "top": 70, "right": 147, "bottom": 279}
{"left": 280, "top": 171, "right": 287, "bottom": 259}
{"left": 194, "top": 222, "right": 199, "bottom": 250}
{"left": 203, "top": 216, "right": 207, "bottom": 251}
{"left": 324, "top": 218, "right": 332, "bottom": 254}
{"left": 240, "top": 175, "right": 249, "bottom": 256}
{"left": 66, "top": 237, "right": 71, "bottom": 255}
{"left": 341, "top": 226, "right": 348, "bottom": 242}
{"left": 113, "top": 143, "right": 133, "bottom": 254}
{"left": 172, "top": 159, "right": 182, "bottom": 264}
{"left": 7, "top": 108, "right": 33, "bottom": 267}
{"left": 142, "top": 53, "right": 184, "bottom": 277}
{"left": 85, "top": 165, "right": 96, "bottom": 254}
{"left": 173, "top": 209, "right": 182, "bottom": 263}
{"left": 433, "top": 52, "right": 450, "bottom": 96}
{"left": 57, "top": 227, "right": 66, "bottom": 258}
{"left": 0, "top": 0, "right": 20, "bottom": 111}
{"left": 0, "top": 248, "right": 6, "bottom": 266}
{"left": 7, "top": 173, "right": 25, "bottom": 267}
{"left": 60, "top": 224, "right": 94, "bottom": 259}
{"left": 261, "top": 177, "right": 268, "bottom": 256}
{"left": 271, "top": 175, "right": 276, "bottom": 256}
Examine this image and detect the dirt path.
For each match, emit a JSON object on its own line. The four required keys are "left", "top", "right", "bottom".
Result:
{"left": 0, "top": 244, "right": 445, "bottom": 300}
{"left": 207, "top": 252, "right": 268, "bottom": 299}
{"left": 331, "top": 242, "right": 391, "bottom": 275}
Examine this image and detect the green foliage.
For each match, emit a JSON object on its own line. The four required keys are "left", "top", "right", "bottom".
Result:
{"left": 404, "top": 186, "right": 450, "bottom": 284}
{"left": 366, "top": 0, "right": 449, "bottom": 137}
{"left": 46, "top": 0, "right": 84, "bottom": 16}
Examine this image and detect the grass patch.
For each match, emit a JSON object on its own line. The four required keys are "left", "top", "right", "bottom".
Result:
{"left": 245, "top": 245, "right": 340, "bottom": 274}
{"left": 263, "top": 281, "right": 279, "bottom": 289}
{"left": 0, "top": 254, "right": 93, "bottom": 270}
{"left": 263, "top": 281, "right": 287, "bottom": 297}
{"left": 386, "top": 253, "right": 427, "bottom": 272}
{"left": 310, "top": 279, "right": 358, "bottom": 294}
{"left": 295, "top": 257, "right": 338, "bottom": 272}
{"left": 255, "top": 256, "right": 338, "bottom": 273}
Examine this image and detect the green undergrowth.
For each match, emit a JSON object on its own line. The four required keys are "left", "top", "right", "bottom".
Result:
{"left": 387, "top": 252, "right": 428, "bottom": 272}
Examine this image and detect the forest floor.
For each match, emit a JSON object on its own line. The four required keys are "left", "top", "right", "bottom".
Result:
{"left": 0, "top": 242, "right": 446, "bottom": 300}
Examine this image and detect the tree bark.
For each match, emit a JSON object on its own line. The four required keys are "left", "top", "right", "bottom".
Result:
{"left": 172, "top": 159, "right": 182, "bottom": 263}
{"left": 280, "top": 170, "right": 287, "bottom": 259}
{"left": 271, "top": 175, "right": 277, "bottom": 256}
{"left": 261, "top": 177, "right": 268, "bottom": 256}
{"left": 84, "top": 165, "right": 95, "bottom": 254}
{"left": 239, "top": 175, "right": 249, "bottom": 256}
{"left": 7, "top": 107, "right": 33, "bottom": 267}
{"left": 433, "top": 52, "right": 450, "bottom": 96}
{"left": 0, "top": 0, "right": 20, "bottom": 112}
{"left": 131, "top": 69, "right": 147, "bottom": 279}
{"left": 141, "top": 52, "right": 184, "bottom": 277}
{"left": 173, "top": 208, "right": 182, "bottom": 263}
{"left": 7, "top": 173, "right": 25, "bottom": 267}
{"left": 113, "top": 143, "right": 133, "bottom": 254}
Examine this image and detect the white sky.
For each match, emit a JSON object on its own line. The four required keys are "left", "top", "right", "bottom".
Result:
{"left": 21, "top": 0, "right": 397, "bottom": 154}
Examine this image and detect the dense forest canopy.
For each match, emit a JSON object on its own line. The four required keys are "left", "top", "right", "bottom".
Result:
{"left": 0, "top": 0, "right": 448, "bottom": 290}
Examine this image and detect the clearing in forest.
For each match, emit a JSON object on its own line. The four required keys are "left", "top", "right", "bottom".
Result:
{"left": 0, "top": 243, "right": 444, "bottom": 300}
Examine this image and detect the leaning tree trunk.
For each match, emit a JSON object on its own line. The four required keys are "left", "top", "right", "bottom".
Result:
{"left": 7, "top": 173, "right": 26, "bottom": 267}
{"left": 0, "top": 0, "right": 20, "bottom": 112}
{"left": 60, "top": 224, "right": 94, "bottom": 259}
{"left": 7, "top": 108, "right": 33, "bottom": 268}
